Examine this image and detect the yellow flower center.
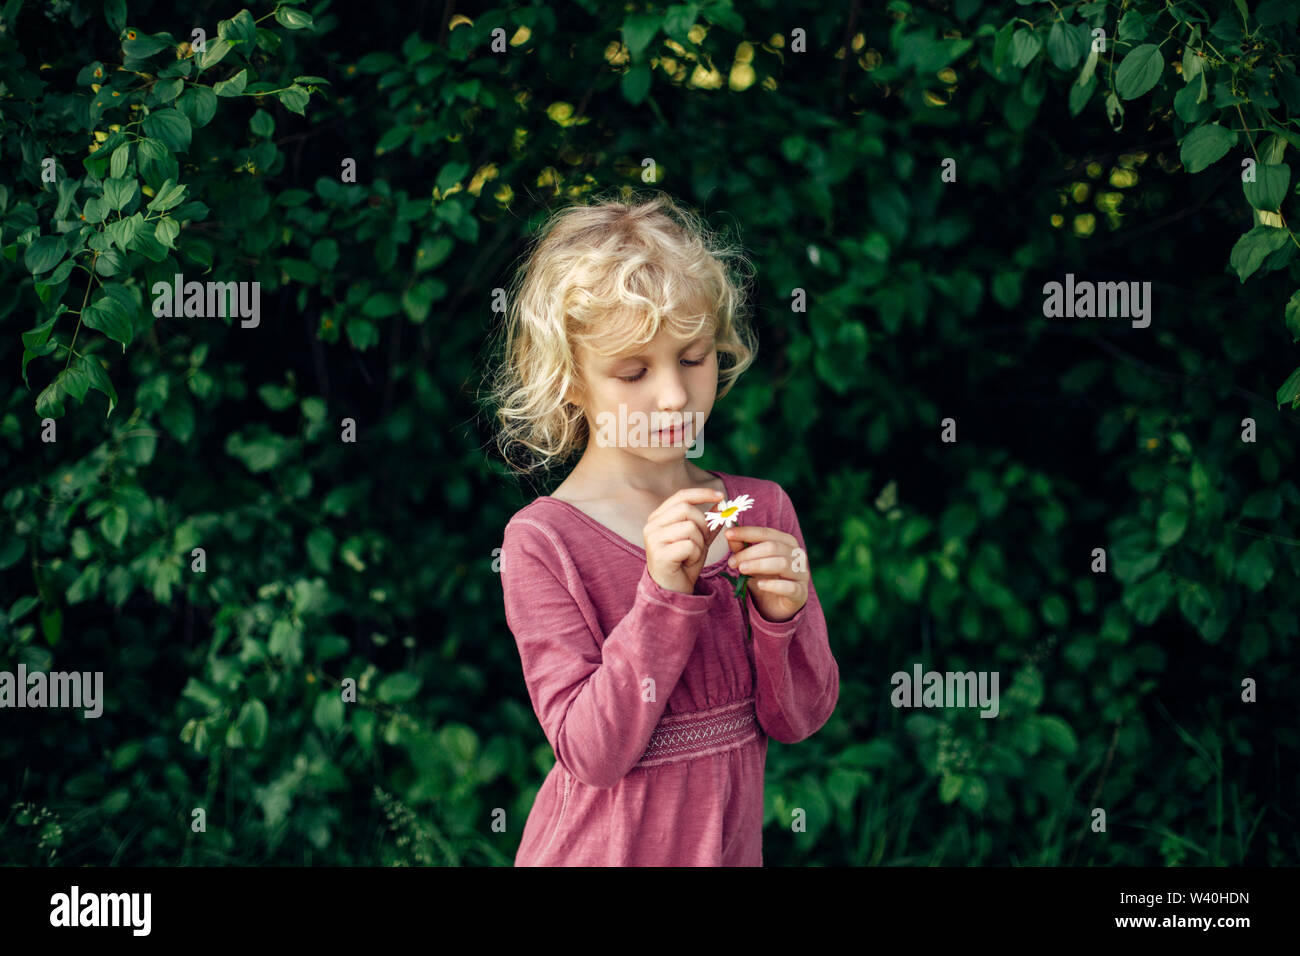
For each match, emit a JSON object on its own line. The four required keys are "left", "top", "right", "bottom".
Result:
{"left": 720, "top": 506, "right": 737, "bottom": 518}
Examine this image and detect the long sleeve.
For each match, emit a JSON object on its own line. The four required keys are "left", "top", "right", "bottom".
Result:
{"left": 501, "top": 518, "right": 716, "bottom": 789}
{"left": 747, "top": 484, "right": 839, "bottom": 744}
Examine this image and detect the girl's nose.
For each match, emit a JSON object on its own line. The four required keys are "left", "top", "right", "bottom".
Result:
{"left": 657, "top": 373, "right": 688, "bottom": 408}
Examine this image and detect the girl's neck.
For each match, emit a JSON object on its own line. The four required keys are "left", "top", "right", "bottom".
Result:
{"left": 564, "top": 452, "right": 711, "bottom": 502}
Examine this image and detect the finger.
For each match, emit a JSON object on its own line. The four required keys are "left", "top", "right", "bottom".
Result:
{"left": 728, "top": 541, "right": 783, "bottom": 563}
{"left": 660, "top": 519, "right": 705, "bottom": 556}
{"left": 724, "top": 526, "right": 798, "bottom": 549}
{"left": 652, "top": 487, "right": 727, "bottom": 520}
{"left": 659, "top": 539, "right": 700, "bottom": 564}
{"left": 735, "top": 556, "right": 793, "bottom": 576}
{"left": 751, "top": 579, "right": 801, "bottom": 595}
{"left": 666, "top": 504, "right": 712, "bottom": 545}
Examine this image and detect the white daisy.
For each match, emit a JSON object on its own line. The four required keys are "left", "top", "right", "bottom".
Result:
{"left": 705, "top": 494, "right": 755, "bottom": 531}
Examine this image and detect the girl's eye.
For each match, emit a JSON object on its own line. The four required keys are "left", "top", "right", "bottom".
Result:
{"left": 616, "top": 356, "right": 702, "bottom": 382}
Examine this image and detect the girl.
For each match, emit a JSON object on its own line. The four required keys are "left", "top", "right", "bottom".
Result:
{"left": 487, "top": 191, "right": 839, "bottom": 866}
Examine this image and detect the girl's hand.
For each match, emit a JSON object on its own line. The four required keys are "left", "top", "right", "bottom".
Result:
{"left": 724, "top": 526, "right": 809, "bottom": 623}
{"left": 644, "top": 487, "right": 728, "bottom": 595}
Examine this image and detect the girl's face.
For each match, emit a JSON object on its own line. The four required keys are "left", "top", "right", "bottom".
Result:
{"left": 570, "top": 322, "right": 719, "bottom": 460}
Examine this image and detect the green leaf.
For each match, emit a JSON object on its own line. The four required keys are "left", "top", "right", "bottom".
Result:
{"left": 959, "top": 776, "right": 988, "bottom": 813}
{"left": 1243, "top": 162, "right": 1291, "bottom": 210}
{"left": 1046, "top": 20, "right": 1085, "bottom": 70}
{"left": 1068, "top": 73, "right": 1095, "bottom": 116}
{"left": 225, "top": 430, "right": 287, "bottom": 472}
{"left": 110, "top": 143, "right": 130, "bottom": 179}
{"left": 104, "top": 213, "right": 143, "bottom": 253}
{"left": 402, "top": 280, "right": 437, "bottom": 322}
{"left": 76, "top": 354, "right": 119, "bottom": 418}
{"left": 238, "top": 699, "right": 269, "bottom": 749}
{"left": 103, "top": 176, "right": 137, "bottom": 211}
{"left": 199, "top": 37, "right": 233, "bottom": 71}
{"left": 938, "top": 775, "right": 964, "bottom": 804}
{"left": 22, "top": 309, "right": 62, "bottom": 351}
{"left": 1156, "top": 508, "right": 1188, "bottom": 547}
{"left": 1117, "top": 10, "right": 1150, "bottom": 42}
{"left": 1174, "top": 73, "right": 1211, "bottom": 122}
{"left": 310, "top": 238, "right": 339, "bottom": 270}
{"left": 992, "top": 20, "right": 1015, "bottom": 73}
{"left": 346, "top": 318, "right": 379, "bottom": 350}
{"left": 214, "top": 68, "right": 248, "bottom": 97}
{"left": 1104, "top": 90, "right": 1124, "bottom": 130}
{"left": 1009, "top": 28, "right": 1042, "bottom": 69}
{"left": 1037, "top": 715, "right": 1078, "bottom": 756}
{"left": 177, "top": 86, "right": 218, "bottom": 127}
{"left": 1115, "top": 43, "right": 1164, "bottom": 100}
{"left": 142, "top": 109, "right": 192, "bottom": 152}
{"left": 435, "top": 161, "right": 469, "bottom": 193}
{"left": 275, "top": 7, "right": 315, "bottom": 29}
{"left": 1284, "top": 289, "right": 1300, "bottom": 343}
{"left": 24, "top": 235, "right": 68, "bottom": 275}
{"left": 8, "top": 595, "right": 40, "bottom": 623}
{"left": 1229, "top": 226, "right": 1289, "bottom": 282}
{"left": 361, "top": 294, "right": 400, "bottom": 319}
{"left": 377, "top": 671, "right": 421, "bottom": 703}
{"left": 1235, "top": 539, "right": 1274, "bottom": 592}
{"left": 1268, "top": 366, "right": 1300, "bottom": 408}
{"left": 1242, "top": 489, "right": 1281, "bottom": 519}
{"left": 250, "top": 108, "right": 275, "bottom": 138}
{"left": 81, "top": 196, "right": 107, "bottom": 224}
{"left": 1180, "top": 122, "right": 1237, "bottom": 173}
{"left": 622, "top": 62, "right": 652, "bottom": 104}
{"left": 278, "top": 86, "right": 310, "bottom": 114}
{"left": 306, "top": 527, "right": 336, "bottom": 572}
{"left": 137, "top": 137, "right": 178, "bottom": 188}
{"left": 104, "top": 0, "right": 126, "bottom": 33}
{"left": 0, "top": 538, "right": 26, "bottom": 571}
{"left": 1124, "top": 570, "right": 1174, "bottom": 624}
{"left": 122, "top": 31, "right": 171, "bottom": 58}
{"left": 220, "top": 9, "right": 258, "bottom": 49}
{"left": 101, "top": 505, "right": 129, "bottom": 547}
{"left": 621, "top": 12, "right": 661, "bottom": 58}
{"left": 314, "top": 693, "right": 344, "bottom": 733}
{"left": 146, "top": 178, "right": 187, "bottom": 212}
{"left": 156, "top": 217, "right": 180, "bottom": 249}
{"left": 83, "top": 293, "right": 134, "bottom": 347}
{"left": 152, "top": 76, "right": 183, "bottom": 103}
{"left": 269, "top": 619, "right": 303, "bottom": 663}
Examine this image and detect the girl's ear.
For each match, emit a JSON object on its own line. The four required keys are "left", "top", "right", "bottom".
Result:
{"left": 563, "top": 377, "right": 586, "bottom": 408}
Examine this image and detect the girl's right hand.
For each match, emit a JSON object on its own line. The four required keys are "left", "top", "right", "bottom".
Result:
{"left": 644, "top": 487, "right": 727, "bottom": 595}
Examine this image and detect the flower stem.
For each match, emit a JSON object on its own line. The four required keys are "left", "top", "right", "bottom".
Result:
{"left": 721, "top": 572, "right": 752, "bottom": 642}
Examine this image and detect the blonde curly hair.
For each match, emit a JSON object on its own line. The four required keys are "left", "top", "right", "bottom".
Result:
{"left": 484, "top": 189, "right": 757, "bottom": 476}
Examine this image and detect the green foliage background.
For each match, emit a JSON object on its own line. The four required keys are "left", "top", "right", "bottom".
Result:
{"left": 1, "top": 0, "right": 1297, "bottom": 865}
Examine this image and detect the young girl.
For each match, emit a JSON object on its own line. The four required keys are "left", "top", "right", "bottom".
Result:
{"left": 488, "top": 191, "right": 839, "bottom": 866}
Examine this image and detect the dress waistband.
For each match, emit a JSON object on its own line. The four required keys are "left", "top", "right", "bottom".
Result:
{"left": 633, "top": 696, "right": 761, "bottom": 770}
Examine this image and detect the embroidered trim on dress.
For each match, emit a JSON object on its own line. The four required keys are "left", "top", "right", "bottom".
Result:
{"left": 632, "top": 697, "right": 761, "bottom": 770}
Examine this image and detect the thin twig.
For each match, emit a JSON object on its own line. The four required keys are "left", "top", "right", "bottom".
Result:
{"left": 1067, "top": 717, "right": 1121, "bottom": 866}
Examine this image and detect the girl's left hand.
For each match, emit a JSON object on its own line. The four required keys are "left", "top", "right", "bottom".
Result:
{"left": 724, "top": 526, "right": 809, "bottom": 623}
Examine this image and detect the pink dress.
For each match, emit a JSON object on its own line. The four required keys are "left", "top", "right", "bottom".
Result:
{"left": 499, "top": 469, "right": 839, "bottom": 866}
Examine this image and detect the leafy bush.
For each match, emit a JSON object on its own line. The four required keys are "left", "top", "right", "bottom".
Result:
{"left": 1, "top": 0, "right": 1296, "bottom": 865}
